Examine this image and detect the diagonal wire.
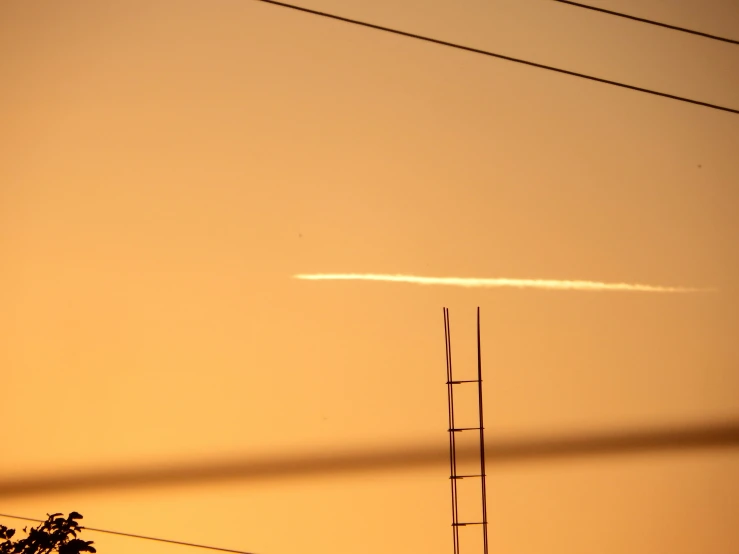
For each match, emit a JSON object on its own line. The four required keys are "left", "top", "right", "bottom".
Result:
{"left": 2, "top": 420, "right": 738, "bottom": 499}
{"left": 0, "top": 513, "right": 257, "bottom": 554}
{"left": 552, "top": 0, "right": 739, "bottom": 45}
{"left": 251, "top": 0, "right": 739, "bottom": 115}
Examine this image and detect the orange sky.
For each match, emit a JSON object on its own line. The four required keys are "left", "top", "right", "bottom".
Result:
{"left": 2, "top": 1, "right": 738, "bottom": 553}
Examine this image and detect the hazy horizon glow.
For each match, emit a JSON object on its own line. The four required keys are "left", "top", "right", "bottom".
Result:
{"left": 294, "top": 274, "right": 715, "bottom": 293}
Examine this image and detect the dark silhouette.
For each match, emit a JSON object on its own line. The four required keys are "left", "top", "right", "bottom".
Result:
{"left": 0, "top": 512, "right": 95, "bottom": 554}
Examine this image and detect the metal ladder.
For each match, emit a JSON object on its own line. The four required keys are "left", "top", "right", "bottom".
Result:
{"left": 443, "top": 307, "right": 489, "bottom": 554}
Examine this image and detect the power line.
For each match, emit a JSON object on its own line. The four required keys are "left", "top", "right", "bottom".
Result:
{"left": 251, "top": 0, "right": 739, "bottom": 115}
{"left": 552, "top": 0, "right": 739, "bottom": 46}
{"left": 0, "top": 513, "right": 257, "bottom": 554}
{"left": 2, "top": 420, "right": 739, "bottom": 499}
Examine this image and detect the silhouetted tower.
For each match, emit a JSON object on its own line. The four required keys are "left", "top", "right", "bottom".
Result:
{"left": 443, "top": 307, "right": 489, "bottom": 554}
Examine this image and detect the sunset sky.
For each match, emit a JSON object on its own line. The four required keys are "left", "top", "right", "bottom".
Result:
{"left": 2, "top": 1, "right": 738, "bottom": 553}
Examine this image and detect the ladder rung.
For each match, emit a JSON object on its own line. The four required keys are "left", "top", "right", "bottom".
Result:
{"left": 447, "top": 379, "right": 479, "bottom": 384}
{"left": 452, "top": 522, "right": 485, "bottom": 527}
{"left": 449, "top": 427, "right": 481, "bottom": 432}
{"left": 450, "top": 474, "right": 482, "bottom": 479}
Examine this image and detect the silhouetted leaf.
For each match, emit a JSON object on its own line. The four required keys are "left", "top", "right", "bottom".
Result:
{"left": 1, "top": 512, "right": 91, "bottom": 554}
{"left": 60, "top": 539, "right": 96, "bottom": 554}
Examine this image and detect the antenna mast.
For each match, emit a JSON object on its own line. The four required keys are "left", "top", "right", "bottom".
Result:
{"left": 443, "top": 307, "right": 489, "bottom": 554}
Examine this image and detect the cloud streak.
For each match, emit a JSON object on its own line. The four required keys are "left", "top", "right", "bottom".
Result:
{"left": 294, "top": 274, "right": 714, "bottom": 293}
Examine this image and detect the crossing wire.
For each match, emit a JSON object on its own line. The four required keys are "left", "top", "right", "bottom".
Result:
{"left": 0, "top": 513, "right": 257, "bottom": 554}
{"left": 552, "top": 0, "right": 739, "bottom": 45}
{"left": 251, "top": 0, "right": 739, "bottom": 115}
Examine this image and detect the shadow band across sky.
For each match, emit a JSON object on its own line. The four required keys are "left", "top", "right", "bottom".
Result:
{"left": 3, "top": 420, "right": 739, "bottom": 499}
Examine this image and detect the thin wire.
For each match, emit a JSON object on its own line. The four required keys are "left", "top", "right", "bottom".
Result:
{"left": 0, "top": 513, "right": 257, "bottom": 554}
{"left": 476, "top": 307, "right": 489, "bottom": 554}
{"left": 252, "top": 0, "right": 739, "bottom": 115}
{"left": 552, "top": 0, "right": 739, "bottom": 45}
{"left": 444, "top": 308, "right": 460, "bottom": 554}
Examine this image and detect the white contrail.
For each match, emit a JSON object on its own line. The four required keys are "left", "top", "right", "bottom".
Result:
{"left": 293, "top": 274, "right": 714, "bottom": 293}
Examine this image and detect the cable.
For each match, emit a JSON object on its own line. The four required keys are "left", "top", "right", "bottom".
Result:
{"left": 251, "top": 0, "right": 739, "bottom": 115}
{"left": 3, "top": 420, "right": 739, "bottom": 499}
{"left": 0, "top": 513, "right": 257, "bottom": 554}
{"left": 552, "top": 0, "right": 739, "bottom": 45}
